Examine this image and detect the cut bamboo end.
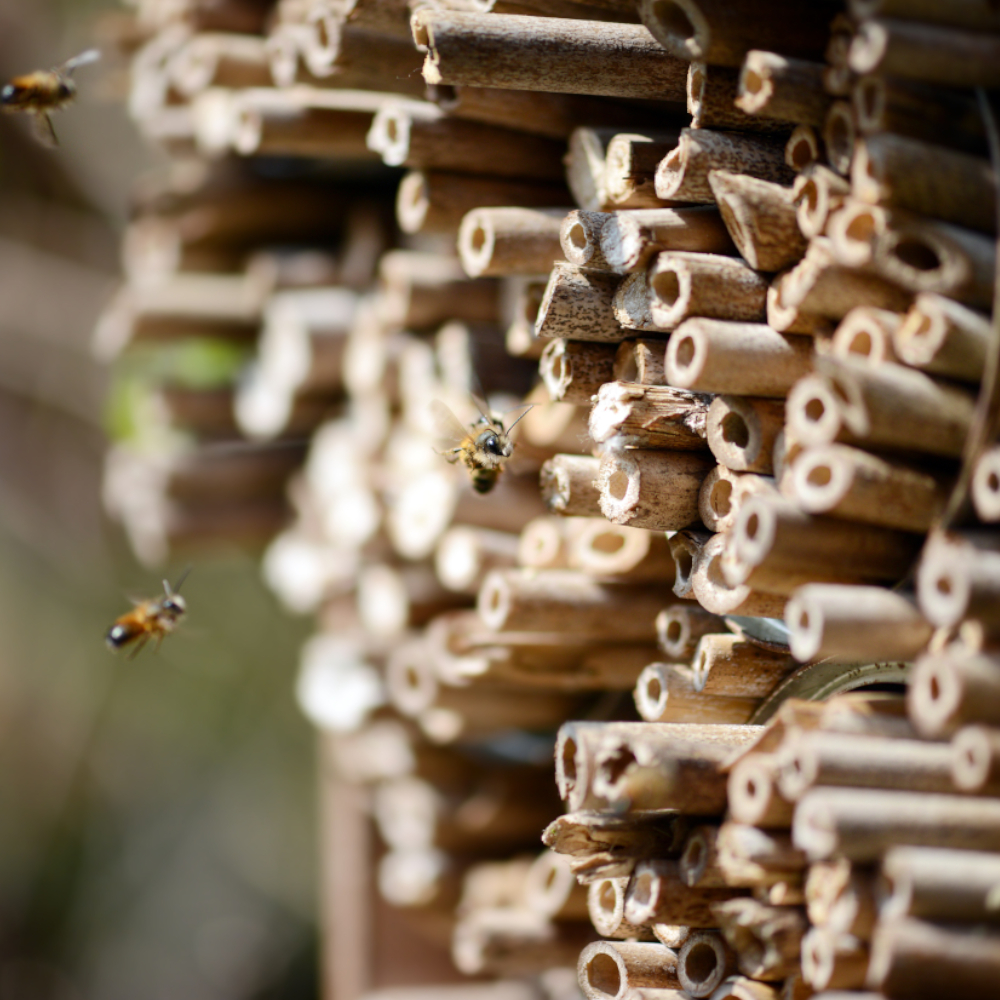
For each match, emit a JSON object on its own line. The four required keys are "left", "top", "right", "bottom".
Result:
{"left": 589, "top": 381, "right": 711, "bottom": 452}
{"left": 973, "top": 446, "right": 1000, "bottom": 522}
{"left": 893, "top": 291, "right": 991, "bottom": 383}
{"left": 541, "top": 339, "right": 617, "bottom": 404}
{"left": 537, "top": 262, "right": 623, "bottom": 343}
{"left": 678, "top": 931, "right": 736, "bottom": 997}
{"left": 571, "top": 522, "right": 676, "bottom": 583}
{"left": 540, "top": 453, "right": 603, "bottom": 517}
{"left": 706, "top": 395, "right": 783, "bottom": 474}
{"left": 656, "top": 604, "right": 726, "bottom": 660}
{"left": 785, "top": 125, "right": 821, "bottom": 173}
{"left": 736, "top": 50, "right": 830, "bottom": 128}
{"left": 578, "top": 939, "right": 681, "bottom": 1000}
{"left": 908, "top": 651, "right": 1000, "bottom": 737}
{"left": 951, "top": 725, "right": 1000, "bottom": 795}
{"left": 690, "top": 532, "right": 788, "bottom": 618}
{"left": 588, "top": 877, "right": 654, "bottom": 940}
{"left": 728, "top": 754, "right": 795, "bottom": 828}
{"left": 561, "top": 210, "right": 613, "bottom": 269}
{"left": 793, "top": 164, "right": 851, "bottom": 239}
{"left": 458, "top": 207, "right": 565, "bottom": 278}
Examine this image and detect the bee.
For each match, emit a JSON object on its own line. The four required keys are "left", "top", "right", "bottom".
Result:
{"left": 105, "top": 569, "right": 190, "bottom": 658}
{"left": 432, "top": 397, "right": 533, "bottom": 494}
{"left": 1, "top": 48, "right": 101, "bottom": 148}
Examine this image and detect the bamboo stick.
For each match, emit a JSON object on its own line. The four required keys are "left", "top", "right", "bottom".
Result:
{"left": 951, "top": 724, "right": 1000, "bottom": 795}
{"left": 736, "top": 51, "right": 831, "bottom": 128}
{"left": 656, "top": 605, "right": 726, "bottom": 661}
{"left": 649, "top": 254, "right": 769, "bottom": 330}
{"left": 623, "top": 860, "right": 737, "bottom": 929}
{"left": 435, "top": 525, "right": 520, "bottom": 593}
{"left": 691, "top": 532, "right": 788, "bottom": 619}
{"left": 612, "top": 271, "right": 665, "bottom": 334}
{"left": 588, "top": 878, "right": 656, "bottom": 940}
{"left": 973, "top": 447, "right": 1000, "bottom": 523}
{"left": 600, "top": 208, "right": 735, "bottom": 274}
{"left": 716, "top": 822, "right": 806, "bottom": 888}
{"left": 678, "top": 930, "right": 737, "bottom": 998}
{"left": 793, "top": 787, "right": 1000, "bottom": 861}
{"left": 765, "top": 279, "right": 833, "bottom": 337}
{"left": 655, "top": 129, "right": 793, "bottom": 204}
{"left": 708, "top": 979, "right": 780, "bottom": 1000}
{"left": 706, "top": 396, "right": 783, "bottom": 475}
{"left": 561, "top": 210, "right": 613, "bottom": 270}
{"left": 687, "top": 62, "right": 791, "bottom": 134}
{"left": 823, "top": 101, "right": 857, "bottom": 177}
{"left": 540, "top": 454, "right": 603, "bottom": 517}
{"left": 712, "top": 898, "right": 806, "bottom": 981}
{"left": 577, "top": 939, "right": 682, "bottom": 1000}
{"left": 566, "top": 127, "right": 615, "bottom": 212}
{"left": 664, "top": 319, "right": 812, "bottom": 398}
{"left": 699, "top": 467, "right": 765, "bottom": 533}
{"left": 457, "top": 207, "right": 565, "bottom": 278}
{"left": 597, "top": 449, "right": 714, "bottom": 531}
{"left": 635, "top": 662, "right": 760, "bottom": 725}
{"left": 785, "top": 125, "right": 821, "bottom": 173}
{"left": 908, "top": 651, "right": 1000, "bottom": 737}
{"left": 536, "top": 263, "right": 623, "bottom": 343}
{"left": 915, "top": 535, "right": 1000, "bottom": 630}
{"left": 800, "top": 927, "right": 868, "bottom": 991}
{"left": 847, "top": 0, "right": 1000, "bottom": 31}
{"left": 571, "top": 522, "right": 676, "bottom": 583}
{"left": 707, "top": 171, "right": 807, "bottom": 273}
{"left": 728, "top": 753, "right": 796, "bottom": 828}
{"left": 540, "top": 339, "right": 616, "bottom": 404}
{"left": 668, "top": 528, "right": 710, "bottom": 600}
{"left": 413, "top": 11, "right": 690, "bottom": 101}
{"left": 785, "top": 584, "right": 932, "bottom": 664}
{"left": 605, "top": 132, "right": 681, "bottom": 209}
{"left": 892, "top": 292, "right": 991, "bottom": 383}
{"left": 693, "top": 633, "right": 794, "bottom": 698}
{"left": 172, "top": 32, "right": 272, "bottom": 94}
{"left": 793, "top": 164, "right": 851, "bottom": 239}
{"left": 523, "top": 850, "right": 589, "bottom": 922}
{"left": 679, "top": 825, "right": 725, "bottom": 888}
{"left": 614, "top": 339, "right": 668, "bottom": 385}
{"left": 589, "top": 382, "right": 711, "bottom": 451}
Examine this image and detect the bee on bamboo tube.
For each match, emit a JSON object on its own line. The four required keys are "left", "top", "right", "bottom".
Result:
{"left": 105, "top": 570, "right": 190, "bottom": 658}
{"left": 1, "top": 49, "right": 101, "bottom": 147}
{"left": 432, "top": 397, "right": 532, "bottom": 494}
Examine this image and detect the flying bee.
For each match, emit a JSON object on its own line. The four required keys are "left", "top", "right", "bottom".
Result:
{"left": 1, "top": 48, "right": 101, "bottom": 148}
{"left": 432, "top": 397, "right": 533, "bottom": 494}
{"left": 105, "top": 569, "right": 190, "bottom": 659}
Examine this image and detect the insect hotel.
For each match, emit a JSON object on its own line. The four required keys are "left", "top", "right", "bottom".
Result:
{"left": 100, "top": 0, "right": 1000, "bottom": 998}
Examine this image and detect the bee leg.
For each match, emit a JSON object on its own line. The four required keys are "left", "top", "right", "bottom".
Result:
{"left": 31, "top": 110, "right": 58, "bottom": 148}
{"left": 128, "top": 635, "right": 149, "bottom": 660}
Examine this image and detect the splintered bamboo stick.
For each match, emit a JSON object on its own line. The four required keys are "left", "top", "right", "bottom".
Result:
{"left": 536, "top": 263, "right": 623, "bottom": 342}
{"left": 706, "top": 396, "right": 783, "bottom": 474}
{"left": 664, "top": 319, "right": 812, "bottom": 397}
{"left": 396, "top": 170, "right": 569, "bottom": 234}
{"left": 597, "top": 449, "right": 714, "bottom": 530}
{"left": 588, "top": 878, "right": 656, "bottom": 940}
{"left": 707, "top": 170, "right": 807, "bottom": 273}
{"left": 570, "top": 522, "right": 676, "bottom": 582}
{"left": 736, "top": 51, "right": 830, "bottom": 127}
{"left": 793, "top": 787, "right": 1000, "bottom": 861}
{"left": 786, "top": 443, "right": 952, "bottom": 533}
{"left": 457, "top": 208, "right": 565, "bottom": 278}
{"left": 589, "top": 382, "right": 711, "bottom": 451}
{"left": 561, "top": 210, "right": 613, "bottom": 270}
{"left": 601, "top": 208, "right": 735, "bottom": 274}
{"left": 692, "top": 633, "right": 793, "bottom": 698}
{"left": 867, "top": 916, "right": 1000, "bottom": 1000}
{"left": 712, "top": 898, "right": 806, "bottom": 980}
{"left": 649, "top": 253, "right": 769, "bottom": 330}
{"left": 540, "top": 454, "right": 603, "bottom": 517}
{"left": 892, "top": 292, "right": 991, "bottom": 382}
{"left": 541, "top": 339, "right": 617, "bottom": 404}
{"left": 656, "top": 605, "right": 726, "bottom": 661}
{"left": 908, "top": 651, "right": 1000, "bottom": 737}
{"left": 635, "top": 662, "right": 760, "bottom": 725}
{"left": 413, "top": 11, "right": 690, "bottom": 101}
{"left": 637, "top": 0, "right": 831, "bottom": 67}
{"left": 577, "top": 939, "right": 682, "bottom": 1000}
{"left": 623, "top": 860, "right": 737, "bottom": 928}
{"left": 604, "top": 132, "right": 681, "bottom": 209}
{"left": 655, "top": 129, "right": 793, "bottom": 204}
{"left": 691, "top": 532, "right": 788, "bottom": 619}
{"left": 785, "top": 584, "right": 932, "bottom": 664}
{"left": 951, "top": 725, "right": 1000, "bottom": 795}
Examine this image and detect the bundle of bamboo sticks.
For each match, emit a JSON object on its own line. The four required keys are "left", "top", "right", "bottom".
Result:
{"left": 99, "top": 0, "right": 1000, "bottom": 997}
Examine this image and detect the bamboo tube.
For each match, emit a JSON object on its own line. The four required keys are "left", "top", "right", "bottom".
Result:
{"left": 712, "top": 898, "right": 806, "bottom": 980}
{"left": 973, "top": 447, "right": 1000, "bottom": 523}
{"left": 435, "top": 525, "right": 519, "bottom": 593}
{"left": 908, "top": 651, "right": 1000, "bottom": 737}
{"left": 787, "top": 444, "right": 951, "bottom": 533}
{"left": 623, "top": 861, "right": 740, "bottom": 928}
{"left": 561, "top": 210, "right": 612, "bottom": 270}
{"left": 536, "top": 263, "right": 622, "bottom": 343}
{"left": 571, "top": 523, "right": 676, "bottom": 583}
{"left": 687, "top": 62, "right": 791, "bottom": 134}
{"left": 523, "top": 850, "right": 589, "bottom": 922}
{"left": 882, "top": 844, "right": 1000, "bottom": 924}
{"left": 735, "top": 51, "right": 830, "bottom": 127}
{"left": 692, "top": 633, "right": 793, "bottom": 698}
{"left": 591, "top": 723, "right": 762, "bottom": 815}
{"left": 679, "top": 825, "right": 725, "bottom": 888}
{"left": 847, "top": 0, "right": 1000, "bottom": 31}
{"left": 822, "top": 11, "right": 856, "bottom": 96}
{"left": 728, "top": 753, "right": 796, "bottom": 829}
{"left": 171, "top": 32, "right": 272, "bottom": 95}
{"left": 566, "top": 127, "right": 615, "bottom": 213}
{"left": 459, "top": 858, "right": 535, "bottom": 913}
{"left": 369, "top": 106, "right": 566, "bottom": 179}
{"left": 478, "top": 568, "right": 663, "bottom": 638}
{"left": 726, "top": 494, "right": 921, "bottom": 595}
{"left": 503, "top": 277, "right": 547, "bottom": 359}
{"left": 588, "top": 878, "right": 656, "bottom": 941}
{"left": 457, "top": 208, "right": 565, "bottom": 278}
{"left": 589, "top": 381, "right": 711, "bottom": 451}
{"left": 612, "top": 272, "right": 664, "bottom": 335}
{"left": 605, "top": 132, "right": 681, "bottom": 210}
{"left": 786, "top": 584, "right": 932, "bottom": 664}
{"left": 829, "top": 304, "right": 899, "bottom": 366}
{"left": 557, "top": 721, "right": 617, "bottom": 811}
{"left": 540, "top": 339, "right": 616, "bottom": 404}
{"left": 706, "top": 396, "right": 783, "bottom": 475}
{"left": 852, "top": 133, "right": 996, "bottom": 235}
{"left": 396, "top": 170, "right": 569, "bottom": 234}
{"left": 577, "top": 940, "right": 682, "bottom": 1000}
{"left": 852, "top": 74, "right": 987, "bottom": 157}
{"left": 664, "top": 319, "right": 812, "bottom": 397}
{"left": 709, "top": 979, "right": 779, "bottom": 1000}
{"left": 867, "top": 916, "right": 1000, "bottom": 1000}
{"left": 614, "top": 339, "right": 668, "bottom": 385}
{"left": 597, "top": 449, "right": 714, "bottom": 531}
{"left": 916, "top": 536, "right": 1000, "bottom": 630}
{"left": 951, "top": 725, "right": 1000, "bottom": 795}
{"left": 600, "top": 208, "right": 735, "bottom": 274}
{"left": 376, "top": 847, "right": 460, "bottom": 911}
{"left": 793, "top": 786, "right": 1000, "bottom": 861}
{"left": 635, "top": 662, "right": 760, "bottom": 725}
{"left": 540, "top": 454, "right": 602, "bottom": 517}
{"left": 413, "top": 11, "right": 689, "bottom": 100}
{"left": 691, "top": 532, "right": 788, "bottom": 619}
{"left": 699, "top": 467, "right": 759, "bottom": 533}
{"left": 649, "top": 254, "right": 769, "bottom": 330}
{"left": 543, "top": 810, "right": 692, "bottom": 881}
{"left": 793, "top": 165, "right": 851, "bottom": 239}
{"left": 850, "top": 16, "right": 1000, "bottom": 89}
{"left": 656, "top": 605, "right": 726, "bottom": 660}
{"left": 716, "top": 823, "right": 806, "bottom": 888}
{"left": 823, "top": 101, "right": 857, "bottom": 177}
{"left": 892, "top": 292, "right": 991, "bottom": 383}
{"left": 765, "top": 279, "right": 832, "bottom": 337}
{"left": 655, "top": 129, "right": 793, "bottom": 204}
{"left": 800, "top": 927, "right": 868, "bottom": 991}
{"left": 778, "top": 732, "right": 955, "bottom": 804}
{"left": 668, "top": 528, "right": 709, "bottom": 599}
{"left": 707, "top": 171, "right": 806, "bottom": 273}
{"left": 785, "top": 125, "right": 821, "bottom": 173}
{"left": 636, "top": 0, "right": 831, "bottom": 67}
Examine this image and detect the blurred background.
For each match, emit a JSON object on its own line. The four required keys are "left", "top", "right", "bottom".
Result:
{"left": 0, "top": 2, "right": 320, "bottom": 997}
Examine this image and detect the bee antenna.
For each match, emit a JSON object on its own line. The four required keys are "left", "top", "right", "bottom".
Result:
{"left": 504, "top": 404, "right": 535, "bottom": 432}
{"left": 171, "top": 565, "right": 193, "bottom": 594}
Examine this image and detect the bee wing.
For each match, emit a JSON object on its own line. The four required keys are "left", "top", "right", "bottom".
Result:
{"left": 31, "top": 110, "right": 58, "bottom": 147}
{"left": 430, "top": 399, "right": 469, "bottom": 450}
{"left": 61, "top": 49, "right": 101, "bottom": 74}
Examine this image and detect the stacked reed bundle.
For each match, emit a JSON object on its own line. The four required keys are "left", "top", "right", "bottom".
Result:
{"left": 101, "top": 0, "right": 1000, "bottom": 998}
